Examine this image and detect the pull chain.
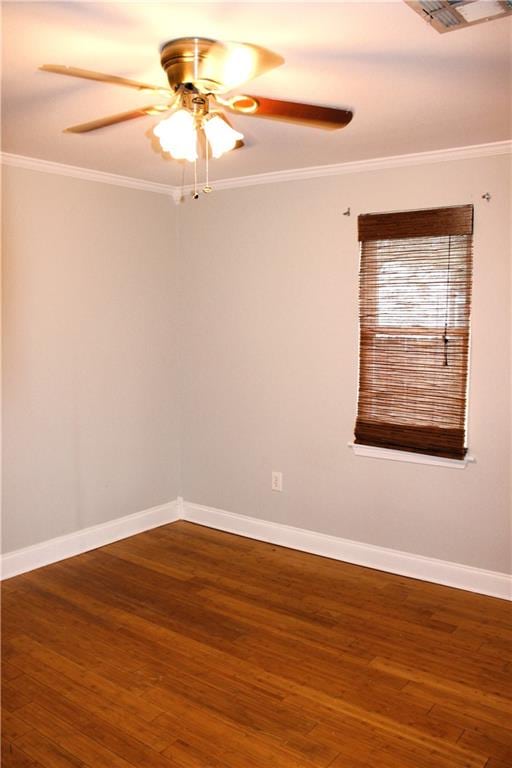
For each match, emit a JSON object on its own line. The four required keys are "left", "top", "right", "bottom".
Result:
{"left": 203, "top": 143, "right": 212, "bottom": 194}
{"left": 193, "top": 157, "right": 198, "bottom": 199}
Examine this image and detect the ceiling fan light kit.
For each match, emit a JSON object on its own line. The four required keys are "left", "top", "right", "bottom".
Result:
{"left": 151, "top": 82, "right": 244, "bottom": 165}
{"left": 202, "top": 114, "right": 244, "bottom": 158}
{"left": 40, "top": 36, "right": 353, "bottom": 198}
{"left": 153, "top": 108, "right": 198, "bottom": 162}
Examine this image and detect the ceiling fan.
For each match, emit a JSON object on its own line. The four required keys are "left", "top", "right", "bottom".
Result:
{"left": 40, "top": 37, "right": 353, "bottom": 166}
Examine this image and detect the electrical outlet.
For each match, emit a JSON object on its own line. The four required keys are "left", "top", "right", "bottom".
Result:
{"left": 271, "top": 471, "right": 283, "bottom": 492}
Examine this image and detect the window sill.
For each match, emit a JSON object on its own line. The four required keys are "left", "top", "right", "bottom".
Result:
{"left": 348, "top": 442, "right": 475, "bottom": 469}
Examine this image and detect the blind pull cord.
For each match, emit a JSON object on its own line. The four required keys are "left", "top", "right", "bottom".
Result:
{"left": 443, "top": 235, "right": 452, "bottom": 367}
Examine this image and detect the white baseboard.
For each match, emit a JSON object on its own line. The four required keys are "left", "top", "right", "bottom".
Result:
{"left": 3, "top": 496, "right": 510, "bottom": 600}
{"left": 183, "top": 501, "right": 512, "bottom": 601}
{"left": 1, "top": 499, "right": 181, "bottom": 580}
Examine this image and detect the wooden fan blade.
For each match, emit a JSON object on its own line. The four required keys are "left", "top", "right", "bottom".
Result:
{"left": 40, "top": 65, "right": 172, "bottom": 95}
{"left": 226, "top": 95, "right": 353, "bottom": 130}
{"left": 64, "top": 105, "right": 171, "bottom": 133}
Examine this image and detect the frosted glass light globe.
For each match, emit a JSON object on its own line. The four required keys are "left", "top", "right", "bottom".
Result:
{"left": 154, "top": 109, "right": 198, "bottom": 162}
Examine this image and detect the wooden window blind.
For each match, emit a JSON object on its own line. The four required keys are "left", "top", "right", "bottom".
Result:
{"left": 355, "top": 204, "right": 473, "bottom": 460}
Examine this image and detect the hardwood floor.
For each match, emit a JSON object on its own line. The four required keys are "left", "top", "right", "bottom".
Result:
{"left": 2, "top": 521, "right": 511, "bottom": 768}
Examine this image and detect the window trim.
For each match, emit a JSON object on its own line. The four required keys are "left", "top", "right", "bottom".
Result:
{"left": 348, "top": 442, "right": 475, "bottom": 469}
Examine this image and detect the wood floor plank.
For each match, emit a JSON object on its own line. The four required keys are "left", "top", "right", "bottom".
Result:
{"left": 11, "top": 731, "right": 86, "bottom": 768}
{"left": 160, "top": 738, "right": 229, "bottom": 768}
{"left": 484, "top": 758, "right": 512, "bottom": 768}
{"left": 2, "top": 662, "right": 25, "bottom": 682}
{"left": 14, "top": 672, "right": 178, "bottom": 759}
{"left": 1, "top": 740, "right": 43, "bottom": 768}
{"left": 403, "top": 681, "right": 512, "bottom": 729}
{"left": 5, "top": 664, "right": 175, "bottom": 754}
{"left": 2, "top": 711, "right": 35, "bottom": 742}
{"left": 429, "top": 705, "right": 512, "bottom": 748}
{"left": 14, "top": 703, "right": 139, "bottom": 768}
{"left": 2, "top": 676, "right": 35, "bottom": 713}
{"left": 156, "top": 705, "right": 325, "bottom": 768}
{"left": 458, "top": 729, "right": 512, "bottom": 764}
{"left": 369, "top": 657, "right": 512, "bottom": 713}
{"left": 7, "top": 646, "right": 164, "bottom": 724}
{"left": 2, "top": 521, "right": 511, "bottom": 768}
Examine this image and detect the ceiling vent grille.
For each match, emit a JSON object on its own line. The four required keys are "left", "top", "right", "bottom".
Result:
{"left": 405, "top": 0, "right": 512, "bottom": 31}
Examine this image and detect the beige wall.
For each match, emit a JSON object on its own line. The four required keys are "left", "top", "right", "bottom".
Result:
{"left": 179, "top": 155, "right": 511, "bottom": 573}
{"left": 3, "top": 154, "right": 511, "bottom": 575}
{"left": 2, "top": 166, "right": 180, "bottom": 552}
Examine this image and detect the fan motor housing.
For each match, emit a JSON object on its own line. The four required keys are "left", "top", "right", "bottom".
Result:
{"left": 160, "top": 37, "right": 225, "bottom": 92}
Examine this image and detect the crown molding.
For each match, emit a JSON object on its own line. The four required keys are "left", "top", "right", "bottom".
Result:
{"left": 181, "top": 140, "right": 512, "bottom": 195}
{"left": 2, "top": 141, "right": 510, "bottom": 203}
{"left": 0, "top": 152, "right": 177, "bottom": 199}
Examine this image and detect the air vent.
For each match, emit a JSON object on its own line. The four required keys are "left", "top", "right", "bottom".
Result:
{"left": 405, "top": 0, "right": 512, "bottom": 31}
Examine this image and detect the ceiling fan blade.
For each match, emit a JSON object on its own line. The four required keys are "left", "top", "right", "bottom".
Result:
{"left": 64, "top": 104, "right": 171, "bottom": 133}
{"left": 40, "top": 65, "right": 172, "bottom": 95}
{"left": 225, "top": 95, "right": 353, "bottom": 130}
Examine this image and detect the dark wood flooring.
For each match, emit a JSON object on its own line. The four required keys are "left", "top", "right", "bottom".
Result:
{"left": 2, "top": 521, "right": 512, "bottom": 768}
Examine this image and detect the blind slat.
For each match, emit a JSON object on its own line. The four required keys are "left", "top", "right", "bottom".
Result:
{"left": 355, "top": 206, "right": 473, "bottom": 460}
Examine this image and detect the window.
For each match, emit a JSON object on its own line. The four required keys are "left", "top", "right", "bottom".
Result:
{"left": 355, "top": 205, "right": 473, "bottom": 460}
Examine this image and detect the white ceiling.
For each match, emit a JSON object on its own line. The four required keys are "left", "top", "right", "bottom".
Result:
{"left": 2, "top": 1, "right": 511, "bottom": 186}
